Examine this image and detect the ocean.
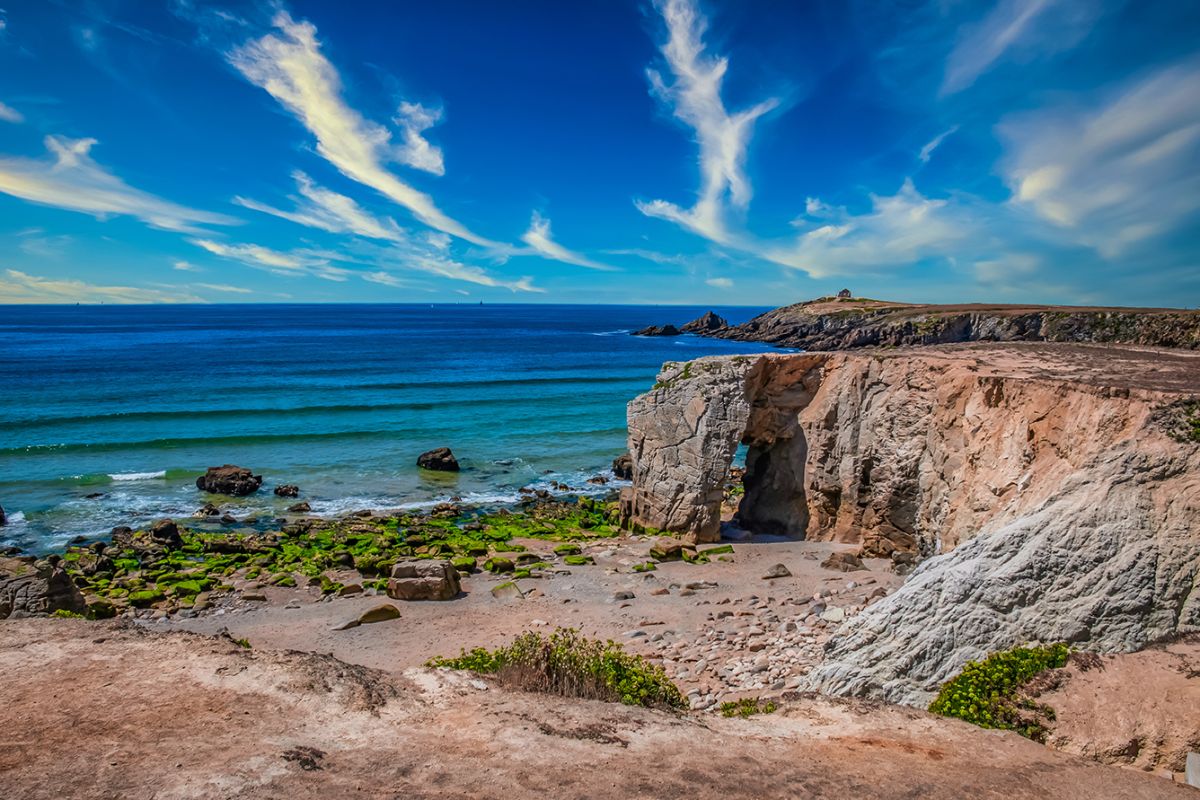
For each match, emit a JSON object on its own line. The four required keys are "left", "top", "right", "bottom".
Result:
{"left": 0, "top": 304, "right": 779, "bottom": 553}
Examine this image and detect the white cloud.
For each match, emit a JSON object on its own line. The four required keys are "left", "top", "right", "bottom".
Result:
{"left": 228, "top": 11, "right": 495, "bottom": 246}
{"left": 637, "top": 0, "right": 779, "bottom": 244}
{"left": 942, "top": 0, "right": 1104, "bottom": 95}
{"left": 998, "top": 58, "right": 1200, "bottom": 257}
{"left": 407, "top": 256, "right": 541, "bottom": 293}
{"left": 0, "top": 101, "right": 22, "bottom": 123}
{"left": 362, "top": 271, "right": 407, "bottom": 287}
{"left": 0, "top": 136, "right": 235, "bottom": 232}
{"left": 194, "top": 282, "right": 252, "bottom": 294}
{"left": 520, "top": 212, "right": 616, "bottom": 271}
{"left": 393, "top": 101, "right": 445, "bottom": 175}
{"left": 766, "top": 179, "right": 973, "bottom": 277}
{"left": 705, "top": 276, "right": 733, "bottom": 288}
{"left": 0, "top": 268, "right": 204, "bottom": 304}
{"left": 190, "top": 238, "right": 351, "bottom": 281}
{"left": 172, "top": 260, "right": 200, "bottom": 272}
{"left": 918, "top": 125, "right": 959, "bottom": 163}
{"left": 235, "top": 171, "right": 405, "bottom": 240}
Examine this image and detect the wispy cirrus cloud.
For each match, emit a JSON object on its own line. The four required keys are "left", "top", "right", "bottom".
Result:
{"left": 193, "top": 282, "right": 252, "bottom": 294}
{"left": 941, "top": 0, "right": 1105, "bottom": 95}
{"left": 235, "top": 171, "right": 405, "bottom": 241}
{"left": 918, "top": 125, "right": 959, "bottom": 163}
{"left": 637, "top": 0, "right": 779, "bottom": 244}
{"left": 998, "top": 57, "right": 1200, "bottom": 258}
{"left": 0, "top": 136, "right": 236, "bottom": 232}
{"left": 520, "top": 212, "right": 616, "bottom": 271}
{"left": 0, "top": 101, "right": 22, "bottom": 123}
{"left": 0, "top": 268, "right": 204, "bottom": 304}
{"left": 190, "top": 237, "right": 352, "bottom": 281}
{"left": 172, "top": 260, "right": 201, "bottom": 272}
{"left": 227, "top": 11, "right": 496, "bottom": 246}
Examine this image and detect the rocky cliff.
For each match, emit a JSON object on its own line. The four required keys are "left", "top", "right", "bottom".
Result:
{"left": 700, "top": 297, "right": 1200, "bottom": 351}
{"left": 622, "top": 343, "right": 1200, "bottom": 703}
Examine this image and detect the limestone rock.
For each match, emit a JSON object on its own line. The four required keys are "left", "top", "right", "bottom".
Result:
{"left": 196, "top": 465, "right": 262, "bottom": 496}
{"left": 416, "top": 448, "right": 460, "bottom": 472}
{"left": 624, "top": 345, "right": 1200, "bottom": 703}
{"left": 387, "top": 560, "right": 461, "bottom": 601}
{"left": 0, "top": 557, "right": 86, "bottom": 618}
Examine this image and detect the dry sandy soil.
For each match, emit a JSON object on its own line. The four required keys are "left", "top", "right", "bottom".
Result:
{"left": 2, "top": 617, "right": 1195, "bottom": 800}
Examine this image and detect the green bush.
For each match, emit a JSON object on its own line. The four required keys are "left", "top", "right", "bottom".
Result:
{"left": 427, "top": 627, "right": 686, "bottom": 711}
{"left": 719, "top": 697, "right": 778, "bottom": 718}
{"left": 928, "top": 643, "right": 1069, "bottom": 740}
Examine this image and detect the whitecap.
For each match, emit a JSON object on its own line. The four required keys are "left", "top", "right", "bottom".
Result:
{"left": 108, "top": 470, "right": 167, "bottom": 482}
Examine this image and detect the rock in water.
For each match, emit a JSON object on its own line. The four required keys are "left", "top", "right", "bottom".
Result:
{"left": 287, "top": 501, "right": 311, "bottom": 513}
{"left": 0, "top": 556, "right": 86, "bottom": 618}
{"left": 416, "top": 447, "right": 460, "bottom": 472}
{"left": 0, "top": 504, "right": 6, "bottom": 526}
{"left": 680, "top": 311, "right": 728, "bottom": 333}
{"left": 387, "top": 560, "right": 461, "bottom": 601}
{"left": 196, "top": 465, "right": 263, "bottom": 496}
{"left": 274, "top": 484, "right": 300, "bottom": 498}
{"left": 612, "top": 453, "right": 633, "bottom": 481}
{"left": 632, "top": 324, "right": 680, "bottom": 337}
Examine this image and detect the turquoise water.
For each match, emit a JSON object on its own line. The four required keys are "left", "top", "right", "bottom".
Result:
{"left": 0, "top": 304, "right": 777, "bottom": 552}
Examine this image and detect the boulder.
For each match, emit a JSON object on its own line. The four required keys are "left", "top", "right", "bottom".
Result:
{"left": 649, "top": 538, "right": 684, "bottom": 562}
{"left": 762, "top": 563, "right": 792, "bottom": 579}
{"left": 612, "top": 453, "right": 633, "bottom": 481}
{"left": 287, "top": 501, "right": 311, "bottom": 513}
{"left": 0, "top": 504, "right": 6, "bottom": 526}
{"left": 821, "top": 551, "right": 866, "bottom": 572}
{"left": 196, "top": 465, "right": 262, "bottom": 496}
{"left": 490, "top": 581, "right": 523, "bottom": 601}
{"left": 149, "top": 519, "right": 182, "bottom": 548}
{"left": 387, "top": 559, "right": 461, "bottom": 601}
{"left": 357, "top": 603, "right": 400, "bottom": 624}
{"left": 416, "top": 447, "right": 460, "bottom": 472}
{"left": 632, "top": 324, "right": 680, "bottom": 337}
{"left": 274, "top": 484, "right": 300, "bottom": 498}
{"left": 680, "top": 311, "right": 728, "bottom": 333}
{"left": 0, "top": 556, "right": 86, "bottom": 618}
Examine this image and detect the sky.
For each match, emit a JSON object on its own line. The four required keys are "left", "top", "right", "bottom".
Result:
{"left": 0, "top": 0, "right": 1197, "bottom": 306}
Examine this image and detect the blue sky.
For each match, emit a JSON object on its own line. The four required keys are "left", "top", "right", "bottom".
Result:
{"left": 0, "top": 0, "right": 1197, "bottom": 306}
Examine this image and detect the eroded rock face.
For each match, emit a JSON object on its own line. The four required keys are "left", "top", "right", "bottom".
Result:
{"left": 0, "top": 557, "right": 86, "bottom": 618}
{"left": 624, "top": 344, "right": 1200, "bottom": 702}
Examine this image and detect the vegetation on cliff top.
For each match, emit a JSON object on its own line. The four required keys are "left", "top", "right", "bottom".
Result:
{"left": 428, "top": 627, "right": 687, "bottom": 710}
{"left": 928, "top": 643, "right": 1070, "bottom": 741}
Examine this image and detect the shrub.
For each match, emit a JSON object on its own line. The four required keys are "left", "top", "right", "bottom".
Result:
{"left": 427, "top": 627, "right": 686, "bottom": 711}
{"left": 720, "top": 697, "right": 778, "bottom": 718}
{"left": 928, "top": 643, "right": 1069, "bottom": 740}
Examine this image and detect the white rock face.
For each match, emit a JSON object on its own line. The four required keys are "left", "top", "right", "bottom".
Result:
{"left": 622, "top": 343, "right": 1200, "bottom": 702}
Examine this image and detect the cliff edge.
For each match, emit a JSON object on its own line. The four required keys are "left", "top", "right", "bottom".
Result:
{"left": 682, "top": 297, "right": 1200, "bottom": 350}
